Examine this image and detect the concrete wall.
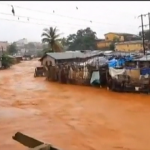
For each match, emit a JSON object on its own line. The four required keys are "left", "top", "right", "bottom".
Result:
{"left": 42, "top": 56, "right": 55, "bottom": 66}
{"left": 115, "top": 42, "right": 143, "bottom": 52}
{"left": 96, "top": 41, "right": 111, "bottom": 49}
{"left": 104, "top": 33, "right": 124, "bottom": 42}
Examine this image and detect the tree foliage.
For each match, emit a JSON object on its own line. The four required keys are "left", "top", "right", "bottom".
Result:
{"left": 139, "top": 30, "right": 150, "bottom": 40}
{"left": 66, "top": 27, "right": 97, "bottom": 50}
{"left": 36, "top": 48, "right": 52, "bottom": 57}
{"left": 60, "top": 37, "right": 68, "bottom": 50}
{"left": 61, "top": 37, "right": 67, "bottom": 47}
{"left": 109, "top": 43, "right": 115, "bottom": 50}
{"left": 7, "top": 43, "right": 18, "bottom": 55}
{"left": 25, "top": 42, "right": 36, "bottom": 49}
{"left": 41, "top": 27, "right": 63, "bottom": 52}
{"left": 109, "top": 37, "right": 119, "bottom": 51}
{"left": 1, "top": 54, "right": 14, "bottom": 68}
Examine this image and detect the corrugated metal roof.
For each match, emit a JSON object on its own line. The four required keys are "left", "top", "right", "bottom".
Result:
{"left": 7, "top": 55, "right": 15, "bottom": 58}
{"left": 46, "top": 52, "right": 84, "bottom": 60}
{"left": 104, "top": 32, "right": 137, "bottom": 36}
{"left": 134, "top": 55, "right": 150, "bottom": 61}
{"left": 46, "top": 51, "right": 103, "bottom": 60}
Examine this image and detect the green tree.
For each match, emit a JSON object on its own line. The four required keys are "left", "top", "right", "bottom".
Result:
{"left": 43, "top": 47, "right": 53, "bottom": 54}
{"left": 1, "top": 54, "right": 14, "bottom": 68}
{"left": 109, "top": 43, "right": 115, "bottom": 50}
{"left": 139, "top": 30, "right": 150, "bottom": 40}
{"left": 61, "top": 37, "right": 67, "bottom": 47}
{"left": 109, "top": 37, "right": 119, "bottom": 51}
{"left": 7, "top": 43, "right": 17, "bottom": 55}
{"left": 66, "top": 27, "right": 97, "bottom": 50}
{"left": 41, "top": 27, "right": 63, "bottom": 52}
{"left": 25, "top": 42, "right": 36, "bottom": 49}
{"left": 60, "top": 37, "right": 68, "bottom": 51}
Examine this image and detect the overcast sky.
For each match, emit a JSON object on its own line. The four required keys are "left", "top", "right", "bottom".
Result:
{"left": 0, "top": 1, "right": 149, "bottom": 43}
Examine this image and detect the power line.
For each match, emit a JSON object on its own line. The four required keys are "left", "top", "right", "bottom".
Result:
{"left": 0, "top": 16, "right": 139, "bottom": 38}
{"left": 0, "top": 12, "right": 90, "bottom": 28}
{"left": 0, "top": 17, "right": 117, "bottom": 33}
{"left": 141, "top": 13, "right": 150, "bottom": 33}
{"left": 44, "top": 3, "right": 138, "bottom": 22}
{"left": 0, "top": 11, "right": 137, "bottom": 30}
{"left": 138, "top": 13, "right": 150, "bottom": 55}
{"left": 0, "top": 15, "right": 141, "bottom": 44}
{"left": 142, "top": 13, "right": 150, "bottom": 56}
{"left": 0, "top": 2, "right": 141, "bottom": 39}
{"left": 0, "top": 2, "right": 137, "bottom": 28}
{"left": 0, "top": 17, "right": 79, "bottom": 29}
{"left": 0, "top": 2, "right": 108, "bottom": 23}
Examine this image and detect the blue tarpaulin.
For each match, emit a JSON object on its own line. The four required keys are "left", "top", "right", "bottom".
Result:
{"left": 140, "top": 68, "right": 150, "bottom": 75}
{"left": 108, "top": 55, "right": 133, "bottom": 68}
{"left": 125, "top": 55, "right": 133, "bottom": 61}
{"left": 117, "top": 58, "right": 125, "bottom": 66}
{"left": 108, "top": 58, "right": 117, "bottom": 68}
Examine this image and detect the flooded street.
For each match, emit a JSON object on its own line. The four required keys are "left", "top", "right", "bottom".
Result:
{"left": 1, "top": 60, "right": 150, "bottom": 150}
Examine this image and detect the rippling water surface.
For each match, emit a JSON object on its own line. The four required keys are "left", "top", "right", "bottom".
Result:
{"left": 0, "top": 59, "right": 150, "bottom": 150}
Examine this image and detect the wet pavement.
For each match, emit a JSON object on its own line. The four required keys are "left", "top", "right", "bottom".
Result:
{"left": 0, "top": 60, "right": 150, "bottom": 150}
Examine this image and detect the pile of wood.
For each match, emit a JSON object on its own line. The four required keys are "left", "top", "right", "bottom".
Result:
{"left": 46, "top": 66, "right": 58, "bottom": 81}
{"left": 112, "top": 73, "right": 150, "bottom": 93}
{"left": 68, "top": 66, "right": 90, "bottom": 85}
{"left": 44, "top": 62, "right": 107, "bottom": 86}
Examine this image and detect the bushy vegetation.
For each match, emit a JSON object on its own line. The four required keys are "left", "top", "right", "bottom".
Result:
{"left": 7, "top": 43, "right": 18, "bottom": 55}
{"left": 41, "top": 27, "right": 63, "bottom": 52}
{"left": 1, "top": 54, "right": 14, "bottom": 69}
{"left": 40, "top": 26, "right": 98, "bottom": 57}
{"left": 65, "top": 27, "right": 97, "bottom": 50}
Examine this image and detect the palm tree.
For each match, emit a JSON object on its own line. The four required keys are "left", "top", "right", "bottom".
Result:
{"left": 41, "top": 27, "right": 63, "bottom": 52}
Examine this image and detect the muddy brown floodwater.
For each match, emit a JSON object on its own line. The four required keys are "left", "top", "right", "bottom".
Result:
{"left": 1, "top": 60, "right": 150, "bottom": 150}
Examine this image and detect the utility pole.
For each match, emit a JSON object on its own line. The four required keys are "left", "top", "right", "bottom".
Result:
{"left": 139, "top": 14, "right": 146, "bottom": 55}
{"left": 148, "top": 13, "right": 150, "bottom": 32}
{"left": 139, "top": 12, "right": 150, "bottom": 55}
{"left": 1, "top": 46, "right": 3, "bottom": 54}
{"left": 147, "top": 13, "right": 150, "bottom": 50}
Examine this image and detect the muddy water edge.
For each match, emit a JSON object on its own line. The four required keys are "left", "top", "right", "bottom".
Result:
{"left": 0, "top": 60, "right": 150, "bottom": 150}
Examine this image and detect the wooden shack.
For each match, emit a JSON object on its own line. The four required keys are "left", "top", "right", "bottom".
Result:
{"left": 125, "top": 55, "right": 150, "bottom": 75}
{"left": 23, "top": 54, "right": 32, "bottom": 61}
{"left": 0, "top": 52, "right": 2, "bottom": 69}
{"left": 15, "top": 56, "right": 23, "bottom": 63}
{"left": 110, "top": 55, "right": 150, "bottom": 93}
{"left": 39, "top": 51, "right": 105, "bottom": 84}
{"left": 39, "top": 52, "right": 83, "bottom": 66}
{"left": 39, "top": 51, "right": 104, "bottom": 67}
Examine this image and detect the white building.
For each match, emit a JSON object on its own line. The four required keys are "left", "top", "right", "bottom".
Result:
{"left": 0, "top": 41, "right": 8, "bottom": 51}
{"left": 15, "top": 38, "right": 28, "bottom": 47}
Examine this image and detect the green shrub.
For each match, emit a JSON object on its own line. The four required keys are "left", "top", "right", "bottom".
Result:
{"left": 1, "top": 54, "right": 14, "bottom": 68}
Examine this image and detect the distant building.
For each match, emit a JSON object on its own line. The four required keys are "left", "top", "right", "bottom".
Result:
{"left": 96, "top": 39, "right": 110, "bottom": 50}
{"left": 28, "top": 42, "right": 43, "bottom": 49}
{"left": 0, "top": 41, "right": 8, "bottom": 51}
{"left": 15, "top": 38, "right": 28, "bottom": 47}
{"left": 96, "top": 32, "right": 141, "bottom": 50}
{"left": 115, "top": 40, "right": 148, "bottom": 52}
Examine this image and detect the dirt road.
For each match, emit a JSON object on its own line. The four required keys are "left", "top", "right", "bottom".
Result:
{"left": 0, "top": 60, "right": 150, "bottom": 150}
